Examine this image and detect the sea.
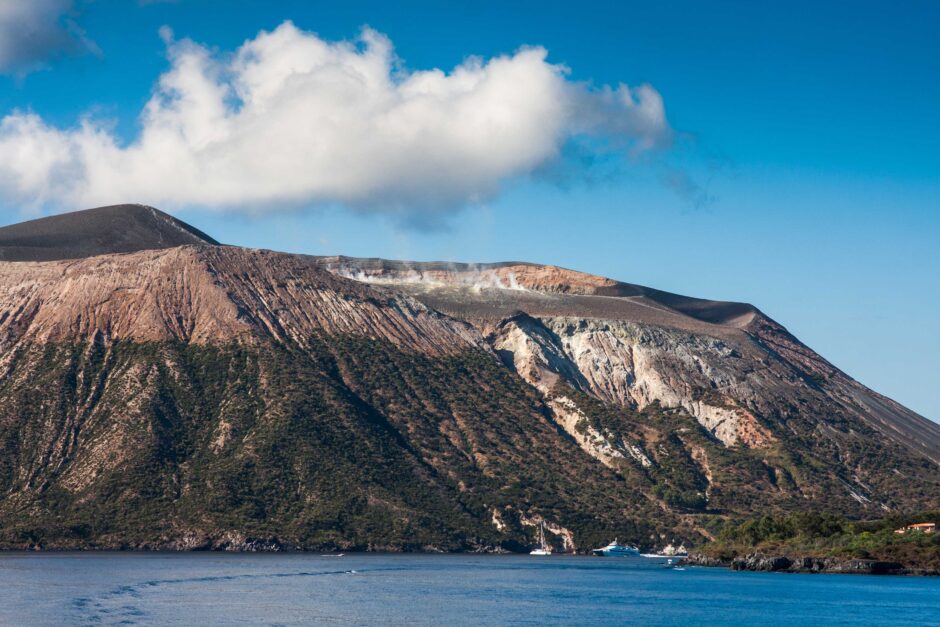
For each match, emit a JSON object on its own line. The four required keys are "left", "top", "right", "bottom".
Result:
{"left": 0, "top": 552, "right": 937, "bottom": 626}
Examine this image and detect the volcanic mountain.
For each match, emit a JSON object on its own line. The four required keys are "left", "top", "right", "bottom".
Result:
{"left": 0, "top": 203, "right": 218, "bottom": 262}
{"left": 0, "top": 205, "right": 936, "bottom": 552}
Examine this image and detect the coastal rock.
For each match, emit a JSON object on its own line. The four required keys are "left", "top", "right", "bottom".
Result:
{"left": 216, "top": 531, "right": 283, "bottom": 552}
{"left": 687, "top": 552, "right": 907, "bottom": 575}
{"left": 731, "top": 554, "right": 793, "bottom": 571}
{"left": 680, "top": 553, "right": 726, "bottom": 567}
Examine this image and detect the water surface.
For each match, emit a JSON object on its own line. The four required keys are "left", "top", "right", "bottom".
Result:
{"left": 0, "top": 553, "right": 937, "bottom": 625}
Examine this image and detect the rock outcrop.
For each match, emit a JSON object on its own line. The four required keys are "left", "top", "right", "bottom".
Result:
{"left": 683, "top": 552, "right": 909, "bottom": 575}
{"left": 488, "top": 314, "right": 773, "bottom": 447}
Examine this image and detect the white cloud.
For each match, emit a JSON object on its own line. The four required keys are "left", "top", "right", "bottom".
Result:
{"left": 0, "top": 21, "right": 672, "bottom": 217}
{"left": 0, "top": 0, "right": 96, "bottom": 75}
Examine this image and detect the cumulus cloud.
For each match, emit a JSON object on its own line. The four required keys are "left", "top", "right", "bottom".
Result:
{"left": 0, "top": 21, "right": 672, "bottom": 217}
{"left": 0, "top": 0, "right": 97, "bottom": 75}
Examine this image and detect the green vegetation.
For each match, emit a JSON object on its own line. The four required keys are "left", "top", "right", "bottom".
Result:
{"left": 0, "top": 331, "right": 937, "bottom": 554}
{"left": 698, "top": 511, "right": 940, "bottom": 571}
{"left": 548, "top": 384, "right": 940, "bottom": 521}
{"left": 0, "top": 335, "right": 687, "bottom": 551}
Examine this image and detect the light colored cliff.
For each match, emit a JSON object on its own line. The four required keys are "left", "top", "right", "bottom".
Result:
{"left": 489, "top": 315, "right": 772, "bottom": 448}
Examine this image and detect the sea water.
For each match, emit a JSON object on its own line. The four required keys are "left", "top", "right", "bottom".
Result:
{"left": 0, "top": 552, "right": 937, "bottom": 626}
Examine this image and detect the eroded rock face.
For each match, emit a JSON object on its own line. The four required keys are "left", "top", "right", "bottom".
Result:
{"left": 488, "top": 313, "right": 589, "bottom": 396}
{"left": 547, "top": 395, "right": 627, "bottom": 468}
{"left": 0, "top": 245, "right": 487, "bottom": 356}
{"left": 518, "top": 511, "right": 577, "bottom": 552}
{"left": 489, "top": 314, "right": 772, "bottom": 447}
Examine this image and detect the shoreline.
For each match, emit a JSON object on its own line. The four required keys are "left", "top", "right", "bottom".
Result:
{"left": 2, "top": 547, "right": 936, "bottom": 575}
{"left": 681, "top": 552, "right": 939, "bottom": 576}
{"left": 0, "top": 544, "right": 684, "bottom": 558}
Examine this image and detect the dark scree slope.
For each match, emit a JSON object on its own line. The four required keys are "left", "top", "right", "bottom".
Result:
{"left": 0, "top": 204, "right": 219, "bottom": 261}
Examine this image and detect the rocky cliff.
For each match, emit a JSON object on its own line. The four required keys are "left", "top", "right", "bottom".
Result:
{"left": 0, "top": 206, "right": 937, "bottom": 553}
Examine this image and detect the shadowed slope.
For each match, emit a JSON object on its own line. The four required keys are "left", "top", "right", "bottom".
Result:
{"left": 0, "top": 204, "right": 219, "bottom": 262}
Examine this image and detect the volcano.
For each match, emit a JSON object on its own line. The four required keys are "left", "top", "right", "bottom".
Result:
{"left": 0, "top": 205, "right": 936, "bottom": 552}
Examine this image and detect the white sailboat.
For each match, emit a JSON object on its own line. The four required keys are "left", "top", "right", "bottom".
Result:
{"left": 529, "top": 522, "right": 552, "bottom": 555}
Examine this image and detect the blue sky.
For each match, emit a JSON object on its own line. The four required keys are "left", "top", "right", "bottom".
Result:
{"left": 0, "top": 0, "right": 938, "bottom": 422}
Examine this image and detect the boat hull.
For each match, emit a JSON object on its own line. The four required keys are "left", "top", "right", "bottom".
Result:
{"left": 592, "top": 547, "right": 640, "bottom": 557}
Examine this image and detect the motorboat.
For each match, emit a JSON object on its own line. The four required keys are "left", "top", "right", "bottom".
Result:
{"left": 592, "top": 539, "right": 640, "bottom": 556}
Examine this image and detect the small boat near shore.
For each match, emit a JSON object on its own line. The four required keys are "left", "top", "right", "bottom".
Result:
{"left": 530, "top": 522, "right": 552, "bottom": 556}
{"left": 592, "top": 539, "right": 640, "bottom": 557}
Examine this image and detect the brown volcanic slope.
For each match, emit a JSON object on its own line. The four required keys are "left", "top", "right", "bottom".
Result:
{"left": 317, "top": 255, "right": 940, "bottom": 465}
{"left": 0, "top": 204, "right": 218, "bottom": 262}
{"left": 317, "top": 257, "right": 760, "bottom": 331}
{"left": 0, "top": 245, "right": 484, "bottom": 356}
